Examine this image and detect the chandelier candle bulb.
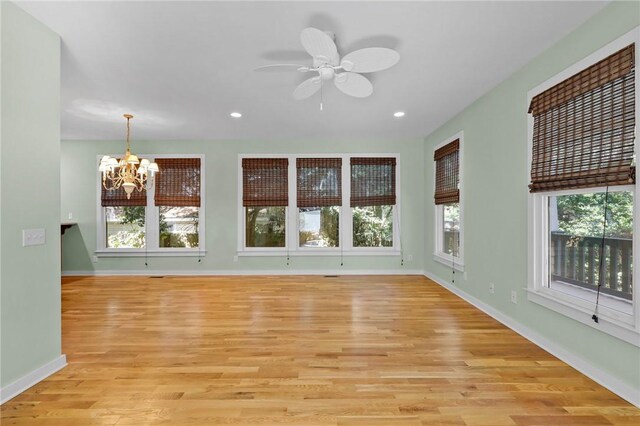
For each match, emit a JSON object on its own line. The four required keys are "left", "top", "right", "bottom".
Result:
{"left": 100, "top": 114, "right": 158, "bottom": 199}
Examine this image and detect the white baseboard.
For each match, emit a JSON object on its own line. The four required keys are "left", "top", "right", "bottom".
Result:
{"left": 423, "top": 271, "right": 640, "bottom": 408}
{"left": 0, "top": 355, "right": 67, "bottom": 405}
{"left": 62, "top": 269, "right": 425, "bottom": 277}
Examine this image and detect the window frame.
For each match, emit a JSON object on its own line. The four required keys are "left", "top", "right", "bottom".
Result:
{"left": 527, "top": 27, "right": 640, "bottom": 346}
{"left": 433, "top": 131, "right": 464, "bottom": 271}
{"left": 237, "top": 153, "right": 401, "bottom": 256}
{"left": 96, "top": 153, "right": 206, "bottom": 257}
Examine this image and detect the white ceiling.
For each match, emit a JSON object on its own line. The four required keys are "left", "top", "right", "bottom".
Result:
{"left": 17, "top": 1, "right": 608, "bottom": 141}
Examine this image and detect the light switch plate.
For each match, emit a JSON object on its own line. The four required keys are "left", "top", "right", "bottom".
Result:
{"left": 22, "top": 228, "right": 46, "bottom": 246}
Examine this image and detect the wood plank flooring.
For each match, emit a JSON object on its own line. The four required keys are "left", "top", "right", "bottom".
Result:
{"left": 2, "top": 275, "right": 638, "bottom": 425}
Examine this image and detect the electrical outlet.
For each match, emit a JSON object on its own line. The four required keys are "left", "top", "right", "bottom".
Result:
{"left": 511, "top": 290, "right": 518, "bottom": 304}
{"left": 489, "top": 282, "right": 495, "bottom": 294}
{"left": 68, "top": 212, "right": 73, "bottom": 220}
{"left": 407, "top": 254, "right": 413, "bottom": 261}
{"left": 92, "top": 255, "right": 98, "bottom": 263}
{"left": 22, "top": 228, "right": 46, "bottom": 246}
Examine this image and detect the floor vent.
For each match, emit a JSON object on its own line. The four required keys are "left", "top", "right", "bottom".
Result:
{"left": 324, "top": 275, "right": 339, "bottom": 278}
{"left": 150, "top": 276, "right": 165, "bottom": 279}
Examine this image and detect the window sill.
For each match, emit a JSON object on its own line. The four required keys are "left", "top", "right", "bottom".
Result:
{"left": 237, "top": 249, "right": 402, "bottom": 257}
{"left": 433, "top": 253, "right": 464, "bottom": 271}
{"left": 95, "top": 249, "right": 207, "bottom": 258}
{"left": 526, "top": 287, "right": 639, "bottom": 347}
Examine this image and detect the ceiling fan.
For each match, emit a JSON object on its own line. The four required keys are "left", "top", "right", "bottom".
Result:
{"left": 256, "top": 27, "right": 400, "bottom": 109}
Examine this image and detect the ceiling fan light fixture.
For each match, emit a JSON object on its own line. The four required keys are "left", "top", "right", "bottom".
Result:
{"left": 394, "top": 111, "right": 406, "bottom": 118}
{"left": 230, "top": 112, "right": 242, "bottom": 118}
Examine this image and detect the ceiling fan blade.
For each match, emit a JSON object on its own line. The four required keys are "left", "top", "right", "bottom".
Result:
{"left": 293, "top": 76, "right": 322, "bottom": 100}
{"left": 300, "top": 27, "right": 338, "bottom": 62}
{"left": 341, "top": 48, "right": 400, "bottom": 73}
{"left": 334, "top": 72, "right": 373, "bottom": 98}
{"left": 254, "top": 64, "right": 309, "bottom": 72}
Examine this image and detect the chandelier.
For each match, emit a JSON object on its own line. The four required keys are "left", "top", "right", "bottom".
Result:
{"left": 99, "top": 114, "right": 158, "bottom": 199}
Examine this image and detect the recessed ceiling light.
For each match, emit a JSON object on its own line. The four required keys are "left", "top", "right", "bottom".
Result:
{"left": 230, "top": 112, "right": 242, "bottom": 118}
{"left": 393, "top": 111, "right": 405, "bottom": 118}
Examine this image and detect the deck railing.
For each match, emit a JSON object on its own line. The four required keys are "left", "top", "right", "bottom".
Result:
{"left": 550, "top": 232, "right": 633, "bottom": 300}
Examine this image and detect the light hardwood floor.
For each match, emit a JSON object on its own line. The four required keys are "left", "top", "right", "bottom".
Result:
{"left": 2, "top": 275, "right": 638, "bottom": 425}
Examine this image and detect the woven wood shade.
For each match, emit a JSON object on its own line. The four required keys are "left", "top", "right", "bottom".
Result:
{"left": 528, "top": 44, "right": 636, "bottom": 192}
{"left": 350, "top": 157, "right": 396, "bottom": 207}
{"left": 434, "top": 139, "right": 460, "bottom": 205}
{"left": 154, "top": 158, "right": 201, "bottom": 207}
{"left": 297, "top": 158, "right": 342, "bottom": 207}
{"left": 101, "top": 186, "right": 146, "bottom": 207}
{"left": 242, "top": 158, "right": 289, "bottom": 207}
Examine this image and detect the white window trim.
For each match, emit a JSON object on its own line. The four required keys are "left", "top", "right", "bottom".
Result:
{"left": 433, "top": 131, "right": 464, "bottom": 271}
{"left": 237, "top": 153, "right": 401, "bottom": 256}
{"left": 526, "top": 27, "right": 640, "bottom": 347}
{"left": 96, "top": 153, "right": 206, "bottom": 257}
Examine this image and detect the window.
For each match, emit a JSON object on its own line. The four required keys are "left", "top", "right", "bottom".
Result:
{"left": 350, "top": 157, "right": 397, "bottom": 248}
{"left": 433, "top": 134, "right": 463, "bottom": 269}
{"left": 297, "top": 158, "right": 341, "bottom": 248}
{"left": 155, "top": 158, "right": 201, "bottom": 249}
{"left": 97, "top": 155, "right": 204, "bottom": 255}
{"left": 105, "top": 206, "right": 145, "bottom": 248}
{"left": 527, "top": 33, "right": 638, "bottom": 345}
{"left": 548, "top": 190, "right": 633, "bottom": 316}
{"left": 238, "top": 154, "right": 400, "bottom": 254}
{"left": 441, "top": 203, "right": 460, "bottom": 256}
{"left": 101, "top": 178, "right": 148, "bottom": 249}
{"left": 242, "top": 158, "right": 288, "bottom": 248}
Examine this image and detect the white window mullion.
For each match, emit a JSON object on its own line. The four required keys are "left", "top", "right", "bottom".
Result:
{"left": 394, "top": 154, "right": 401, "bottom": 251}
{"left": 287, "top": 155, "right": 297, "bottom": 251}
{"left": 342, "top": 155, "right": 352, "bottom": 250}
{"left": 145, "top": 161, "right": 159, "bottom": 250}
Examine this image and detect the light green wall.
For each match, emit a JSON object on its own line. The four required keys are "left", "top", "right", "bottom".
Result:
{"left": 423, "top": 2, "right": 640, "bottom": 394}
{"left": 61, "top": 139, "right": 424, "bottom": 273}
{"left": 1, "top": 1, "right": 61, "bottom": 387}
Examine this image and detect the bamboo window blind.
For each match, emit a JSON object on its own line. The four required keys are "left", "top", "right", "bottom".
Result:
{"left": 242, "top": 158, "right": 289, "bottom": 207}
{"left": 434, "top": 140, "right": 460, "bottom": 205}
{"left": 350, "top": 157, "right": 396, "bottom": 207}
{"left": 528, "top": 44, "right": 636, "bottom": 192}
{"left": 154, "top": 158, "right": 201, "bottom": 207}
{"left": 296, "top": 158, "right": 342, "bottom": 207}
{"left": 101, "top": 185, "right": 146, "bottom": 207}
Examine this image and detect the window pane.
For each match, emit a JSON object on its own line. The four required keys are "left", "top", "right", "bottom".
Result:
{"left": 443, "top": 203, "right": 460, "bottom": 257}
{"left": 353, "top": 205, "right": 393, "bottom": 247}
{"left": 159, "top": 206, "right": 199, "bottom": 248}
{"left": 548, "top": 191, "right": 633, "bottom": 314}
{"left": 246, "top": 207, "right": 286, "bottom": 247}
{"left": 105, "top": 206, "right": 145, "bottom": 248}
{"left": 299, "top": 207, "right": 339, "bottom": 247}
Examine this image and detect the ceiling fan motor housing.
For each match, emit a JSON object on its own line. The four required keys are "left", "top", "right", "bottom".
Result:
{"left": 313, "top": 53, "right": 340, "bottom": 69}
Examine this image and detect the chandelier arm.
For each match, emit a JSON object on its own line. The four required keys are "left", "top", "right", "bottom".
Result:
{"left": 134, "top": 174, "right": 146, "bottom": 192}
